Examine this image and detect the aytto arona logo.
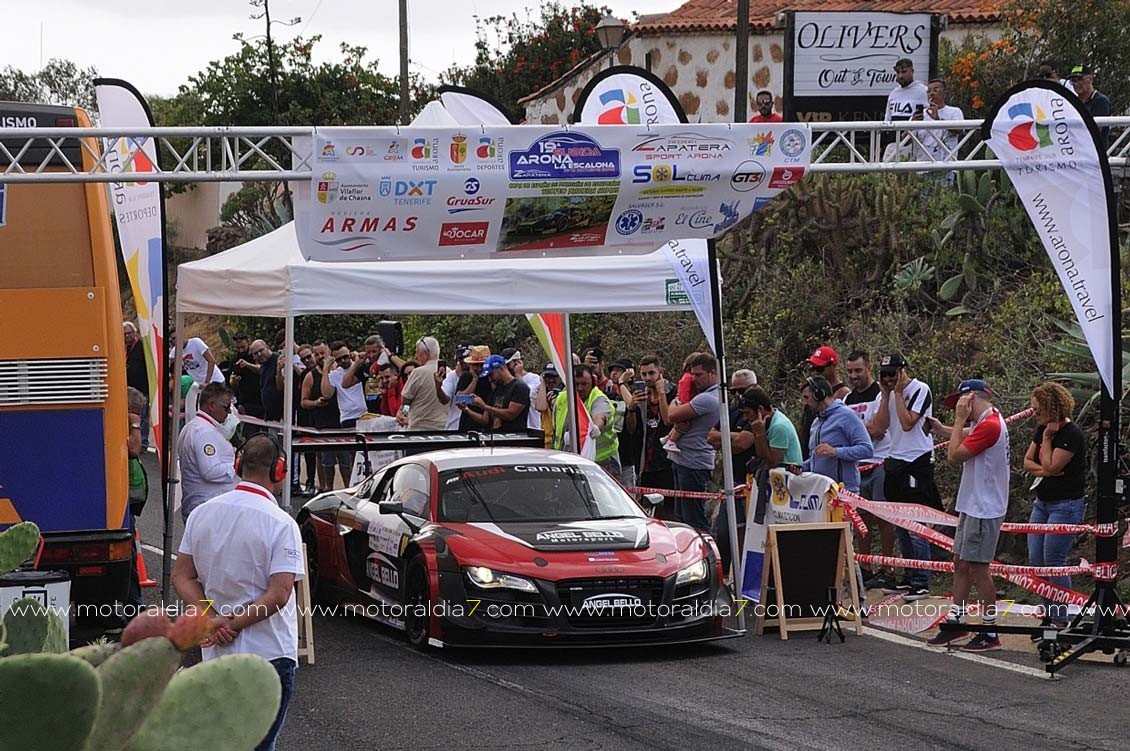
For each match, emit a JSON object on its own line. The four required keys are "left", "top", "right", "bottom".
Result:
{"left": 1007, "top": 103, "right": 1053, "bottom": 151}
{"left": 598, "top": 89, "right": 640, "bottom": 125}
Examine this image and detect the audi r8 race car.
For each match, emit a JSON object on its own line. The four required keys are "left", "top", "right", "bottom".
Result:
{"left": 298, "top": 447, "right": 742, "bottom": 648}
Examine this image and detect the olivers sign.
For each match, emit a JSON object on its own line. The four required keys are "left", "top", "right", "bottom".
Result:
{"left": 784, "top": 11, "right": 938, "bottom": 122}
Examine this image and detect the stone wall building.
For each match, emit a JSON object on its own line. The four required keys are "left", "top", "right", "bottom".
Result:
{"left": 520, "top": 0, "right": 1000, "bottom": 124}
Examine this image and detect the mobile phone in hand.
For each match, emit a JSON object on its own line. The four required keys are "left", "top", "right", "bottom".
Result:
{"left": 633, "top": 380, "right": 646, "bottom": 393}
{"left": 455, "top": 394, "right": 473, "bottom": 406}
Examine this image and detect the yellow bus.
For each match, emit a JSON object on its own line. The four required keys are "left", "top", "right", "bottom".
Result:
{"left": 0, "top": 102, "right": 132, "bottom": 619}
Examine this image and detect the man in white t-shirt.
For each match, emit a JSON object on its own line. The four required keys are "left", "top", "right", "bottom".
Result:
{"left": 173, "top": 432, "right": 304, "bottom": 751}
{"left": 172, "top": 327, "right": 225, "bottom": 417}
{"left": 871, "top": 353, "right": 940, "bottom": 600}
{"left": 920, "top": 79, "right": 964, "bottom": 161}
{"left": 320, "top": 340, "right": 367, "bottom": 429}
{"left": 927, "top": 380, "right": 1009, "bottom": 652}
{"left": 177, "top": 382, "right": 239, "bottom": 522}
{"left": 884, "top": 58, "right": 929, "bottom": 162}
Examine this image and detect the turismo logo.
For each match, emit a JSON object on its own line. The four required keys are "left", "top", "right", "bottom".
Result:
{"left": 768, "top": 166, "right": 805, "bottom": 189}
{"left": 1007, "top": 103, "right": 1053, "bottom": 151}
{"left": 731, "top": 161, "right": 767, "bottom": 192}
{"left": 439, "top": 222, "right": 489, "bottom": 246}
{"left": 598, "top": 89, "right": 641, "bottom": 124}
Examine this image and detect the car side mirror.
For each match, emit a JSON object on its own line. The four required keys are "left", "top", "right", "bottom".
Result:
{"left": 643, "top": 493, "right": 664, "bottom": 507}
{"left": 378, "top": 501, "right": 404, "bottom": 515}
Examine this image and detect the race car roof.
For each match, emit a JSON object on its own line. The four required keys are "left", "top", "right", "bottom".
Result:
{"left": 415, "top": 447, "right": 596, "bottom": 472}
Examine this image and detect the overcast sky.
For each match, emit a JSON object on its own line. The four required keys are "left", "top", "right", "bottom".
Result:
{"left": 9, "top": 0, "right": 681, "bottom": 97}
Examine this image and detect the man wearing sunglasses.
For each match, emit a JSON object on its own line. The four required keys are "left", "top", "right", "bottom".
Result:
{"left": 320, "top": 341, "right": 367, "bottom": 430}
{"left": 178, "top": 382, "right": 239, "bottom": 522}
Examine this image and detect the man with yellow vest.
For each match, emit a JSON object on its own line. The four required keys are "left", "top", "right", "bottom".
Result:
{"left": 553, "top": 364, "right": 620, "bottom": 477}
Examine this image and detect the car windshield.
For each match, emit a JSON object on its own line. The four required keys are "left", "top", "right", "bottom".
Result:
{"left": 437, "top": 464, "right": 644, "bottom": 523}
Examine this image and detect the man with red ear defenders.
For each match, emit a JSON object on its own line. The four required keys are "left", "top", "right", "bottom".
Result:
{"left": 174, "top": 431, "right": 304, "bottom": 751}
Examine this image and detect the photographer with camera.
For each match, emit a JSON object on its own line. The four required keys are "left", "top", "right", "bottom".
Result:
{"left": 634, "top": 356, "right": 678, "bottom": 503}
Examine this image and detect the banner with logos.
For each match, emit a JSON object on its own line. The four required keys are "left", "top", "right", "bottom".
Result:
{"left": 304, "top": 123, "right": 811, "bottom": 262}
{"left": 784, "top": 11, "right": 938, "bottom": 121}
{"left": 572, "top": 65, "right": 687, "bottom": 126}
{"left": 94, "top": 79, "right": 166, "bottom": 460}
{"left": 741, "top": 469, "right": 836, "bottom": 603}
{"left": 985, "top": 81, "right": 1117, "bottom": 395}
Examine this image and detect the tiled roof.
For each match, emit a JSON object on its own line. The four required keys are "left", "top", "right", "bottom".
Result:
{"left": 633, "top": 0, "right": 1000, "bottom": 34}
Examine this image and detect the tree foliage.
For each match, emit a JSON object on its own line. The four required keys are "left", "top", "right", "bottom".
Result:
{"left": 942, "top": 0, "right": 1130, "bottom": 116}
{"left": 442, "top": 1, "right": 611, "bottom": 119}
{"left": 0, "top": 59, "right": 98, "bottom": 112}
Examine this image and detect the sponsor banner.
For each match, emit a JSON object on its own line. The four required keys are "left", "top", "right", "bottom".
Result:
{"left": 985, "top": 83, "right": 1116, "bottom": 395}
{"left": 94, "top": 80, "right": 166, "bottom": 460}
{"left": 305, "top": 124, "right": 811, "bottom": 261}
{"left": 741, "top": 469, "right": 836, "bottom": 602}
{"left": 855, "top": 554, "right": 1092, "bottom": 579}
{"left": 790, "top": 12, "right": 933, "bottom": 99}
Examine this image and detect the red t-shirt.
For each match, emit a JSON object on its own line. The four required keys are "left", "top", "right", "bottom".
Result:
{"left": 749, "top": 112, "right": 783, "bottom": 123}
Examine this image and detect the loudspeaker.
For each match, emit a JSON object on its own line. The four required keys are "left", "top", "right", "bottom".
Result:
{"left": 235, "top": 432, "right": 288, "bottom": 484}
{"left": 376, "top": 320, "right": 403, "bottom": 356}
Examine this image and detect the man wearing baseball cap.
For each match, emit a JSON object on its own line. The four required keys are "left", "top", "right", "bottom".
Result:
{"left": 459, "top": 354, "right": 531, "bottom": 432}
{"left": 454, "top": 345, "right": 493, "bottom": 432}
{"left": 1067, "top": 64, "right": 1111, "bottom": 145}
{"left": 800, "top": 345, "right": 849, "bottom": 459}
{"left": 926, "top": 379, "right": 1009, "bottom": 652}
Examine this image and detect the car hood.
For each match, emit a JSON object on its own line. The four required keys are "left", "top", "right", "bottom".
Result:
{"left": 465, "top": 518, "right": 650, "bottom": 552}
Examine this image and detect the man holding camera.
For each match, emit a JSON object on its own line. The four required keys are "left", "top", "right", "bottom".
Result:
{"left": 459, "top": 354, "right": 531, "bottom": 432}
{"left": 634, "top": 356, "right": 677, "bottom": 499}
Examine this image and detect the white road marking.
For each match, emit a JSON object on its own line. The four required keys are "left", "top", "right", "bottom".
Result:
{"left": 141, "top": 543, "right": 174, "bottom": 560}
{"left": 863, "top": 626, "right": 1056, "bottom": 681}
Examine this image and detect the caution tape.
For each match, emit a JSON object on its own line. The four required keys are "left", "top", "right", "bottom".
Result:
{"left": 854, "top": 554, "right": 1093, "bottom": 578}
{"left": 625, "top": 484, "right": 750, "bottom": 501}
{"left": 858, "top": 406, "right": 1035, "bottom": 472}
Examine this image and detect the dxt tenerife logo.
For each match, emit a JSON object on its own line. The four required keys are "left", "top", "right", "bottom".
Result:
{"left": 598, "top": 88, "right": 641, "bottom": 125}
{"left": 1007, "top": 102, "right": 1054, "bottom": 152}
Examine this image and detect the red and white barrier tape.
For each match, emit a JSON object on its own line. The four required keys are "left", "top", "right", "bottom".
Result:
{"left": 858, "top": 406, "right": 1035, "bottom": 472}
{"left": 854, "top": 553, "right": 1092, "bottom": 578}
{"left": 625, "top": 484, "right": 750, "bottom": 501}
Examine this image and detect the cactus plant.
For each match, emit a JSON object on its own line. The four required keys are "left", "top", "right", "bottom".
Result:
{"left": 125, "top": 654, "right": 282, "bottom": 751}
{"left": 0, "top": 652, "right": 101, "bottom": 751}
{"left": 84, "top": 637, "right": 181, "bottom": 751}
{"left": 70, "top": 640, "right": 123, "bottom": 668}
{"left": 0, "top": 520, "right": 40, "bottom": 572}
{"left": 1, "top": 597, "right": 67, "bottom": 655}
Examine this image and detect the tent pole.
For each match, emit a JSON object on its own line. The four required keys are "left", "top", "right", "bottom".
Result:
{"left": 706, "top": 238, "right": 744, "bottom": 632}
{"left": 562, "top": 313, "right": 579, "bottom": 453}
{"left": 282, "top": 315, "right": 295, "bottom": 511}
{"left": 162, "top": 309, "right": 184, "bottom": 603}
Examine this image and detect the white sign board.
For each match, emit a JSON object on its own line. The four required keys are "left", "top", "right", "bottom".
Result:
{"left": 791, "top": 12, "right": 933, "bottom": 98}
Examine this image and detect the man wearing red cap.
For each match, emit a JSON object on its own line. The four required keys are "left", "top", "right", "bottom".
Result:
{"left": 800, "top": 346, "right": 848, "bottom": 459}
{"left": 927, "top": 379, "right": 1009, "bottom": 652}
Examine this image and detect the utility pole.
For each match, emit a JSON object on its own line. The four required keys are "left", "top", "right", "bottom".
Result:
{"left": 735, "top": 0, "right": 749, "bottom": 123}
{"left": 399, "top": 0, "right": 410, "bottom": 125}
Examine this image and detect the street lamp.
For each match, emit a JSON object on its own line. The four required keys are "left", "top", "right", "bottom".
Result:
{"left": 594, "top": 15, "right": 625, "bottom": 50}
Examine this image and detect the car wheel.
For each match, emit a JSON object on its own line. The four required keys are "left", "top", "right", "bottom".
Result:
{"left": 301, "top": 523, "right": 329, "bottom": 606}
{"left": 404, "top": 556, "right": 431, "bottom": 650}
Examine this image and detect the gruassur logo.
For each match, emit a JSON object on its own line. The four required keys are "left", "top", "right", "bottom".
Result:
{"left": 509, "top": 132, "right": 620, "bottom": 180}
{"left": 1007, "top": 102, "right": 1053, "bottom": 152}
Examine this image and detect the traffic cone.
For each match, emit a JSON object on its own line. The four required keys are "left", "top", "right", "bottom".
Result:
{"left": 134, "top": 528, "right": 157, "bottom": 588}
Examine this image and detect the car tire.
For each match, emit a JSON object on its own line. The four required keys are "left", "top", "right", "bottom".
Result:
{"left": 404, "top": 556, "right": 431, "bottom": 650}
{"left": 301, "top": 523, "right": 330, "bottom": 606}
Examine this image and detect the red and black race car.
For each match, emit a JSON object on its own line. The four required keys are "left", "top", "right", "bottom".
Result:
{"left": 298, "top": 447, "right": 743, "bottom": 648}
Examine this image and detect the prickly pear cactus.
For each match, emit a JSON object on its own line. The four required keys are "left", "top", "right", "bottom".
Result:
{"left": 0, "top": 652, "right": 101, "bottom": 751}
{"left": 124, "top": 654, "right": 282, "bottom": 751}
{"left": 0, "top": 521, "right": 40, "bottom": 573}
{"left": 1, "top": 597, "right": 68, "bottom": 655}
{"left": 70, "top": 640, "right": 123, "bottom": 668}
{"left": 84, "top": 637, "right": 180, "bottom": 751}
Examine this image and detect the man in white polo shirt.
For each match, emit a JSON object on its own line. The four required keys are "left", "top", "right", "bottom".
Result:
{"left": 927, "top": 380, "right": 1009, "bottom": 652}
{"left": 174, "top": 432, "right": 304, "bottom": 751}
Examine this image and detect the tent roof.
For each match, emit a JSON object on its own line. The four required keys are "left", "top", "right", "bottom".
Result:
{"left": 177, "top": 222, "right": 694, "bottom": 318}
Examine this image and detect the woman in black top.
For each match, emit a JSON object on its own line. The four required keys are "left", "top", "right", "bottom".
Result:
{"left": 1023, "top": 382, "right": 1087, "bottom": 626}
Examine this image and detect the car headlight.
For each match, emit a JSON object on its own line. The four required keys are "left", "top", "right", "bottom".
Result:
{"left": 464, "top": 566, "right": 537, "bottom": 593}
{"left": 675, "top": 558, "right": 708, "bottom": 586}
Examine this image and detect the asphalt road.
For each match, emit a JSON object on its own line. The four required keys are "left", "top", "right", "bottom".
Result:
{"left": 133, "top": 453, "right": 1130, "bottom": 751}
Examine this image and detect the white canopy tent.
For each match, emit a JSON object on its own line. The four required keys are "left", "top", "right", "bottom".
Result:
{"left": 177, "top": 221, "right": 696, "bottom": 317}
